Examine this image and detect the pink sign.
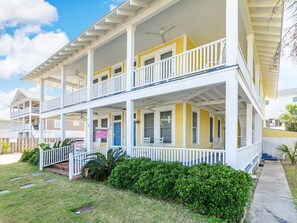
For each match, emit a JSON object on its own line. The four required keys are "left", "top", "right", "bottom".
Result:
{"left": 95, "top": 129, "right": 108, "bottom": 139}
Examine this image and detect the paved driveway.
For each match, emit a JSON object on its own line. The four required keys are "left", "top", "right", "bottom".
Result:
{"left": 0, "top": 153, "right": 21, "bottom": 165}
{"left": 248, "top": 160, "right": 297, "bottom": 223}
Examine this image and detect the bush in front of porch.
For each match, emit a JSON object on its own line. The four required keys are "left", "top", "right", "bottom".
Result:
{"left": 108, "top": 158, "right": 252, "bottom": 222}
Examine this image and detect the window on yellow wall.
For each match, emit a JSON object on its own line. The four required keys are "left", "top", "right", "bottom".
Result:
{"left": 144, "top": 113, "right": 154, "bottom": 143}
{"left": 209, "top": 116, "right": 214, "bottom": 143}
{"left": 218, "top": 120, "right": 221, "bottom": 138}
{"left": 192, "top": 112, "right": 198, "bottom": 144}
{"left": 160, "top": 111, "right": 172, "bottom": 144}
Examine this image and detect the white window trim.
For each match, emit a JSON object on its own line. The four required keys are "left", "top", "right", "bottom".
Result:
{"left": 209, "top": 113, "right": 214, "bottom": 143}
{"left": 141, "top": 104, "right": 176, "bottom": 146}
{"left": 54, "top": 119, "right": 61, "bottom": 129}
{"left": 112, "top": 62, "right": 123, "bottom": 76}
{"left": 141, "top": 43, "right": 177, "bottom": 66}
{"left": 191, "top": 108, "right": 200, "bottom": 145}
{"left": 93, "top": 71, "right": 109, "bottom": 83}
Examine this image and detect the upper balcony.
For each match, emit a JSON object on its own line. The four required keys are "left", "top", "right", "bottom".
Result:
{"left": 11, "top": 107, "right": 40, "bottom": 118}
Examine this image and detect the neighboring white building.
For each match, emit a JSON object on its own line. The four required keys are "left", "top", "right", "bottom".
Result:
{"left": 10, "top": 89, "right": 85, "bottom": 139}
{"left": 0, "top": 119, "right": 10, "bottom": 138}
{"left": 265, "top": 88, "right": 297, "bottom": 129}
{"left": 22, "top": 0, "right": 283, "bottom": 172}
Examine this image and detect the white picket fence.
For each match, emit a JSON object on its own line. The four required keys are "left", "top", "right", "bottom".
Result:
{"left": 133, "top": 38, "right": 226, "bottom": 88}
{"left": 39, "top": 145, "right": 74, "bottom": 170}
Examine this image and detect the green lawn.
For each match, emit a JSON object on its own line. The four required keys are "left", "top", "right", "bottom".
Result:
{"left": 282, "top": 161, "right": 297, "bottom": 207}
{"left": 0, "top": 162, "right": 221, "bottom": 223}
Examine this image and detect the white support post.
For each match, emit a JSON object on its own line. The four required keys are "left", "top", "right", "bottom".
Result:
{"left": 247, "top": 34, "right": 254, "bottom": 77}
{"left": 226, "top": 0, "right": 238, "bottom": 66}
{"left": 225, "top": 72, "right": 238, "bottom": 169}
{"left": 61, "top": 65, "right": 66, "bottom": 108}
{"left": 126, "top": 24, "right": 136, "bottom": 91}
{"left": 39, "top": 148, "right": 43, "bottom": 171}
{"left": 86, "top": 108, "right": 93, "bottom": 152}
{"left": 182, "top": 101, "right": 187, "bottom": 165}
{"left": 39, "top": 118, "right": 44, "bottom": 143}
{"left": 40, "top": 78, "right": 45, "bottom": 113}
{"left": 87, "top": 49, "right": 94, "bottom": 101}
{"left": 246, "top": 103, "right": 253, "bottom": 146}
{"left": 126, "top": 99, "right": 134, "bottom": 156}
{"left": 61, "top": 113, "right": 66, "bottom": 142}
{"left": 69, "top": 152, "right": 74, "bottom": 180}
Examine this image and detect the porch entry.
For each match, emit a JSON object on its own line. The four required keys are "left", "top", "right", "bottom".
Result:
{"left": 113, "top": 115, "right": 121, "bottom": 146}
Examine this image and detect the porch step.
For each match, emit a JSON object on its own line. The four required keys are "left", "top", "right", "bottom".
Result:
{"left": 45, "top": 161, "right": 69, "bottom": 177}
{"left": 262, "top": 153, "right": 278, "bottom": 161}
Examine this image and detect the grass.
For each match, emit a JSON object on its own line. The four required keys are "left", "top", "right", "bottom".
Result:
{"left": 0, "top": 162, "right": 222, "bottom": 223}
{"left": 282, "top": 161, "right": 297, "bottom": 207}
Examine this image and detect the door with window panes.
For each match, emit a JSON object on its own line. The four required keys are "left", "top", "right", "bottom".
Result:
{"left": 113, "top": 67, "right": 122, "bottom": 92}
{"left": 160, "top": 51, "right": 173, "bottom": 80}
{"left": 144, "top": 58, "right": 155, "bottom": 84}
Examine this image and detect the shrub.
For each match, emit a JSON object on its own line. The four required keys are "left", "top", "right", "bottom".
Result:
{"left": 176, "top": 163, "right": 252, "bottom": 222}
{"left": 109, "top": 159, "right": 252, "bottom": 222}
{"left": 277, "top": 142, "right": 297, "bottom": 165}
{"left": 53, "top": 138, "right": 74, "bottom": 148}
{"left": 20, "top": 147, "right": 40, "bottom": 165}
{"left": 0, "top": 141, "right": 10, "bottom": 154}
{"left": 108, "top": 157, "right": 156, "bottom": 189}
{"left": 82, "top": 148, "right": 126, "bottom": 181}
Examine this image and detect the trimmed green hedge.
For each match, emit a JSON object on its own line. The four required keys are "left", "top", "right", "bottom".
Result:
{"left": 108, "top": 158, "right": 252, "bottom": 222}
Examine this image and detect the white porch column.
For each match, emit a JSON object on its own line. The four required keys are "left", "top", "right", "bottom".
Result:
{"left": 247, "top": 34, "right": 254, "bottom": 77}
{"left": 87, "top": 49, "right": 94, "bottom": 101}
{"left": 226, "top": 0, "right": 238, "bottom": 66}
{"left": 86, "top": 108, "right": 93, "bottom": 152}
{"left": 225, "top": 72, "right": 238, "bottom": 169}
{"left": 126, "top": 99, "right": 134, "bottom": 156}
{"left": 246, "top": 103, "right": 253, "bottom": 146}
{"left": 40, "top": 78, "right": 45, "bottom": 113}
{"left": 39, "top": 118, "right": 44, "bottom": 143}
{"left": 61, "top": 114, "right": 66, "bottom": 142}
{"left": 61, "top": 65, "right": 66, "bottom": 108}
{"left": 126, "top": 24, "right": 136, "bottom": 91}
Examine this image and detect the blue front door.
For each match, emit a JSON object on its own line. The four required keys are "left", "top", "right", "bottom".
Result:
{"left": 113, "top": 122, "right": 121, "bottom": 146}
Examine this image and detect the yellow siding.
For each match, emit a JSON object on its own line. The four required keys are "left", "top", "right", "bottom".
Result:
{"left": 263, "top": 128, "right": 297, "bottom": 137}
{"left": 175, "top": 103, "right": 183, "bottom": 147}
{"left": 187, "top": 36, "right": 196, "bottom": 50}
{"left": 94, "top": 66, "right": 111, "bottom": 77}
{"left": 199, "top": 109, "right": 212, "bottom": 149}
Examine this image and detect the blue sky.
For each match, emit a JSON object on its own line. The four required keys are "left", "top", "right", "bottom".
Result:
{"left": 0, "top": 0, "right": 296, "bottom": 119}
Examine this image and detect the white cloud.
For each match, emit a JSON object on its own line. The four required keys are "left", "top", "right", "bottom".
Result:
{"left": 0, "top": 89, "right": 17, "bottom": 119}
{"left": 0, "top": 27, "right": 69, "bottom": 79}
{"left": 0, "top": 0, "right": 58, "bottom": 29}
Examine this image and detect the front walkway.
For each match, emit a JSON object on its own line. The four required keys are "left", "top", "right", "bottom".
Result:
{"left": 248, "top": 160, "right": 297, "bottom": 223}
{"left": 0, "top": 153, "right": 21, "bottom": 165}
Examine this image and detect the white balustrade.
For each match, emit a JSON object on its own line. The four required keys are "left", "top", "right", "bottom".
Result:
{"left": 63, "top": 87, "right": 87, "bottom": 107}
{"left": 131, "top": 147, "right": 226, "bottom": 166}
{"left": 236, "top": 142, "right": 262, "bottom": 170}
{"left": 42, "top": 97, "right": 61, "bottom": 112}
{"left": 133, "top": 38, "right": 226, "bottom": 88}
{"left": 91, "top": 73, "right": 126, "bottom": 99}
{"left": 41, "top": 145, "right": 74, "bottom": 168}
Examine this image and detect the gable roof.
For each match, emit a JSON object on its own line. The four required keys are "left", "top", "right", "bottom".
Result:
{"left": 10, "top": 89, "right": 54, "bottom": 106}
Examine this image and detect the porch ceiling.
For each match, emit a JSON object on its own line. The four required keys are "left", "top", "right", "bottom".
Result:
{"left": 248, "top": 0, "right": 283, "bottom": 98}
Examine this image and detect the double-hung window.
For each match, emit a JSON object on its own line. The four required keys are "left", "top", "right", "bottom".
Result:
{"left": 101, "top": 118, "right": 108, "bottom": 143}
{"left": 144, "top": 113, "right": 154, "bottom": 143}
{"left": 160, "top": 111, "right": 172, "bottom": 144}
{"left": 209, "top": 116, "right": 214, "bottom": 143}
{"left": 192, "top": 112, "right": 198, "bottom": 144}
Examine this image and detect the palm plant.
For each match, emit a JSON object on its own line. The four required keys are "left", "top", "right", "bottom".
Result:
{"left": 277, "top": 141, "right": 297, "bottom": 165}
{"left": 82, "top": 148, "right": 127, "bottom": 181}
{"left": 53, "top": 138, "right": 74, "bottom": 148}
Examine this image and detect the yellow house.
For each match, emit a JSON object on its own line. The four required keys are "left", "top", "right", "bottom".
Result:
{"left": 22, "top": 0, "right": 283, "bottom": 177}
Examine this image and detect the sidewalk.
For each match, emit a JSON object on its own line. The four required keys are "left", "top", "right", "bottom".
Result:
{"left": 0, "top": 153, "right": 21, "bottom": 165}
{"left": 248, "top": 160, "right": 297, "bottom": 223}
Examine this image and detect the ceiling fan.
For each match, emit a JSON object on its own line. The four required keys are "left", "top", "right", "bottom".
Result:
{"left": 145, "top": 25, "right": 176, "bottom": 44}
{"left": 68, "top": 70, "right": 84, "bottom": 80}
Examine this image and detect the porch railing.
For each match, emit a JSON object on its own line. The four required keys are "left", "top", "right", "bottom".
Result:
{"left": 91, "top": 73, "right": 126, "bottom": 99}
{"left": 131, "top": 147, "right": 226, "bottom": 166}
{"left": 39, "top": 145, "right": 74, "bottom": 170}
{"left": 236, "top": 142, "right": 262, "bottom": 171}
{"left": 133, "top": 38, "right": 226, "bottom": 88}
{"left": 42, "top": 97, "right": 61, "bottom": 113}
{"left": 63, "top": 87, "right": 87, "bottom": 107}
{"left": 69, "top": 146, "right": 127, "bottom": 179}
